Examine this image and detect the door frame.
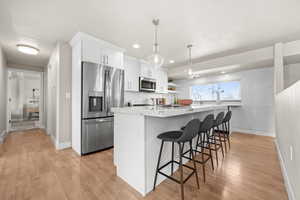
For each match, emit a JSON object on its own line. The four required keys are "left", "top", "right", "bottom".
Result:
{"left": 6, "top": 68, "right": 45, "bottom": 132}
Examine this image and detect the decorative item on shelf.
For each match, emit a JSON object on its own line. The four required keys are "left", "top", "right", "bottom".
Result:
{"left": 178, "top": 99, "right": 193, "bottom": 106}
{"left": 147, "top": 19, "right": 164, "bottom": 68}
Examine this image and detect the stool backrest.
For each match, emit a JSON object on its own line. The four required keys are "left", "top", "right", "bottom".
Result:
{"left": 199, "top": 114, "right": 214, "bottom": 133}
{"left": 176, "top": 119, "right": 200, "bottom": 142}
{"left": 215, "top": 112, "right": 225, "bottom": 126}
{"left": 223, "top": 111, "right": 232, "bottom": 123}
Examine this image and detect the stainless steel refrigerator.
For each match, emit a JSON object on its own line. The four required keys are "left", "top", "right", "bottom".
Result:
{"left": 81, "top": 61, "right": 124, "bottom": 154}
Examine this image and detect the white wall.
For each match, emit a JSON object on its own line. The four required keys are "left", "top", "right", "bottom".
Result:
{"left": 47, "top": 42, "right": 72, "bottom": 149}
{"left": 0, "top": 45, "right": 7, "bottom": 142}
{"left": 275, "top": 80, "right": 300, "bottom": 200}
{"left": 175, "top": 67, "right": 275, "bottom": 136}
{"left": 284, "top": 63, "right": 300, "bottom": 89}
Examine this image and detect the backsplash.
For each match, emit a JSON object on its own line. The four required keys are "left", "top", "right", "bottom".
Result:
{"left": 124, "top": 91, "right": 175, "bottom": 105}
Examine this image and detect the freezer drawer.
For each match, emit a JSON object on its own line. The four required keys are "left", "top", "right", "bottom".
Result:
{"left": 82, "top": 117, "right": 114, "bottom": 154}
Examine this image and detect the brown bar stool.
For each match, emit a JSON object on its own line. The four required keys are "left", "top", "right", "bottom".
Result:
{"left": 153, "top": 119, "right": 201, "bottom": 200}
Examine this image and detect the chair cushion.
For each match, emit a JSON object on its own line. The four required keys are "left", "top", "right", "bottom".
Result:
{"left": 157, "top": 131, "right": 183, "bottom": 141}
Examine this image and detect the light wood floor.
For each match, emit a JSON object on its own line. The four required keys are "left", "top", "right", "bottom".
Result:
{"left": 0, "top": 129, "right": 288, "bottom": 200}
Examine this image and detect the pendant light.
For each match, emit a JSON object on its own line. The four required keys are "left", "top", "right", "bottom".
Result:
{"left": 147, "top": 19, "right": 164, "bottom": 68}
{"left": 187, "top": 44, "right": 193, "bottom": 76}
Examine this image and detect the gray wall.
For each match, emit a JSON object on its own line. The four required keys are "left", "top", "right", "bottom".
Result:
{"left": 0, "top": 45, "right": 7, "bottom": 139}
{"left": 175, "top": 67, "right": 275, "bottom": 136}
{"left": 275, "top": 80, "right": 300, "bottom": 200}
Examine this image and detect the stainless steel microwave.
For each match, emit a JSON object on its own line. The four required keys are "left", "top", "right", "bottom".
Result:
{"left": 139, "top": 77, "right": 156, "bottom": 92}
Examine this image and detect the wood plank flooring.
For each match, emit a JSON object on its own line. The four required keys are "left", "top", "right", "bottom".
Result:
{"left": 0, "top": 129, "right": 288, "bottom": 200}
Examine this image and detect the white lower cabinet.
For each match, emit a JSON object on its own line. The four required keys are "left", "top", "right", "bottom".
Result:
{"left": 124, "top": 56, "right": 140, "bottom": 92}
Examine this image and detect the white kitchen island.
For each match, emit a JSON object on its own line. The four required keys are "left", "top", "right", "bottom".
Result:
{"left": 112, "top": 104, "right": 240, "bottom": 196}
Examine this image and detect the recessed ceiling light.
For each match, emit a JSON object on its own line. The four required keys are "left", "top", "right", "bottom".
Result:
{"left": 132, "top": 43, "right": 140, "bottom": 49}
{"left": 169, "top": 60, "right": 175, "bottom": 64}
{"left": 17, "top": 44, "right": 39, "bottom": 55}
{"left": 221, "top": 71, "right": 226, "bottom": 74}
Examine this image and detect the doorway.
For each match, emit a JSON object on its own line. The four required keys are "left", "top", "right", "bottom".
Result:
{"left": 7, "top": 69, "right": 44, "bottom": 131}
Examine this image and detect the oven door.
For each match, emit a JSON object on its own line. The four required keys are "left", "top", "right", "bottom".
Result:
{"left": 139, "top": 77, "right": 156, "bottom": 92}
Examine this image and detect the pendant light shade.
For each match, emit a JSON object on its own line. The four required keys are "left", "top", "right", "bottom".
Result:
{"left": 147, "top": 19, "right": 164, "bottom": 68}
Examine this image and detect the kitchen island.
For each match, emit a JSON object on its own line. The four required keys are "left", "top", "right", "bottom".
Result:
{"left": 112, "top": 103, "right": 241, "bottom": 196}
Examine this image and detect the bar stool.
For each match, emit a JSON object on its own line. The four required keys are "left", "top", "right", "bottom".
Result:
{"left": 182, "top": 114, "right": 215, "bottom": 183}
{"left": 202, "top": 112, "right": 225, "bottom": 166}
{"left": 153, "top": 119, "right": 201, "bottom": 200}
{"left": 218, "top": 111, "right": 232, "bottom": 151}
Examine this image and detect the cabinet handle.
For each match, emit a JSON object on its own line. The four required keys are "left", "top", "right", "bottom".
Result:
{"left": 106, "top": 55, "right": 108, "bottom": 64}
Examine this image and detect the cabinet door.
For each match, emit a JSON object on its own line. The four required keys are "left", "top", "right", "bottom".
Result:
{"left": 140, "top": 61, "right": 154, "bottom": 78}
{"left": 124, "top": 56, "right": 140, "bottom": 92}
{"left": 82, "top": 38, "right": 102, "bottom": 64}
{"left": 102, "top": 48, "right": 124, "bottom": 69}
{"left": 155, "top": 69, "right": 168, "bottom": 93}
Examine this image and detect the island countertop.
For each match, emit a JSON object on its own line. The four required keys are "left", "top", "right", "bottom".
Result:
{"left": 112, "top": 103, "right": 241, "bottom": 118}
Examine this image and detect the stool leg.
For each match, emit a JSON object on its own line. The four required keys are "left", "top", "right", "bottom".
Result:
{"left": 201, "top": 141, "right": 206, "bottom": 183}
{"left": 222, "top": 124, "right": 228, "bottom": 152}
{"left": 207, "top": 132, "right": 214, "bottom": 170}
{"left": 190, "top": 141, "right": 200, "bottom": 189}
{"left": 227, "top": 123, "right": 231, "bottom": 149}
{"left": 153, "top": 140, "right": 164, "bottom": 191}
{"left": 218, "top": 130, "right": 225, "bottom": 158}
{"left": 213, "top": 133, "right": 219, "bottom": 166}
{"left": 171, "top": 142, "right": 174, "bottom": 175}
{"left": 178, "top": 142, "right": 185, "bottom": 200}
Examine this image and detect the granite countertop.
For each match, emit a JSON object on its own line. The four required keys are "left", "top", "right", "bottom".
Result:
{"left": 111, "top": 103, "right": 242, "bottom": 118}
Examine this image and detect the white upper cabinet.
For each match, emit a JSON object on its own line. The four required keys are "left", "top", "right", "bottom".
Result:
{"left": 124, "top": 56, "right": 140, "bottom": 92}
{"left": 102, "top": 48, "right": 124, "bottom": 69}
{"left": 82, "top": 37, "right": 102, "bottom": 64}
{"left": 140, "top": 61, "right": 155, "bottom": 79}
{"left": 155, "top": 69, "right": 168, "bottom": 93}
{"left": 72, "top": 32, "right": 125, "bottom": 69}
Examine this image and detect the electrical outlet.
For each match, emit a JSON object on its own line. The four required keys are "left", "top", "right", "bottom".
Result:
{"left": 290, "top": 145, "right": 293, "bottom": 161}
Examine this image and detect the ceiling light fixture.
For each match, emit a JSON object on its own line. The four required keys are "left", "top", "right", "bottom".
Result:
{"left": 169, "top": 60, "right": 175, "bottom": 64}
{"left": 147, "top": 19, "right": 164, "bottom": 68}
{"left": 132, "top": 43, "right": 140, "bottom": 49}
{"left": 17, "top": 44, "right": 39, "bottom": 55}
{"left": 221, "top": 71, "right": 226, "bottom": 74}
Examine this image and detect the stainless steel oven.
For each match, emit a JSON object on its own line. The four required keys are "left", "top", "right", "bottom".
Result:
{"left": 139, "top": 77, "right": 156, "bottom": 92}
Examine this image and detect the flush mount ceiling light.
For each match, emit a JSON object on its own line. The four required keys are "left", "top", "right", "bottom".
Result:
{"left": 221, "top": 71, "right": 226, "bottom": 74}
{"left": 17, "top": 44, "right": 39, "bottom": 55}
{"left": 147, "top": 19, "right": 164, "bottom": 68}
{"left": 132, "top": 43, "right": 140, "bottom": 49}
{"left": 169, "top": 60, "right": 175, "bottom": 64}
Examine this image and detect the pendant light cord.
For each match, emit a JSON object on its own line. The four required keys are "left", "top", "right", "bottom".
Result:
{"left": 153, "top": 19, "right": 159, "bottom": 53}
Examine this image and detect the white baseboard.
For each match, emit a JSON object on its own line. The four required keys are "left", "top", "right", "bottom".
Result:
{"left": 231, "top": 128, "right": 275, "bottom": 137}
{"left": 275, "top": 140, "right": 296, "bottom": 200}
{"left": 0, "top": 130, "right": 7, "bottom": 144}
{"left": 56, "top": 141, "right": 71, "bottom": 150}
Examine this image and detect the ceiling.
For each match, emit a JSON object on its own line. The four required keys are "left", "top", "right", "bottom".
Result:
{"left": 1, "top": 0, "right": 300, "bottom": 70}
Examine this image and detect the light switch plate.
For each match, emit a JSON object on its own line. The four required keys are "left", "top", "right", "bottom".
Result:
{"left": 290, "top": 145, "right": 293, "bottom": 161}
{"left": 66, "top": 92, "right": 71, "bottom": 99}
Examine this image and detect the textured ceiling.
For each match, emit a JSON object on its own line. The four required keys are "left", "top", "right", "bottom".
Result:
{"left": 1, "top": 0, "right": 300, "bottom": 69}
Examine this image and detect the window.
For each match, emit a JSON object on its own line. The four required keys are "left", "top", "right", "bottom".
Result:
{"left": 190, "top": 81, "right": 241, "bottom": 101}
